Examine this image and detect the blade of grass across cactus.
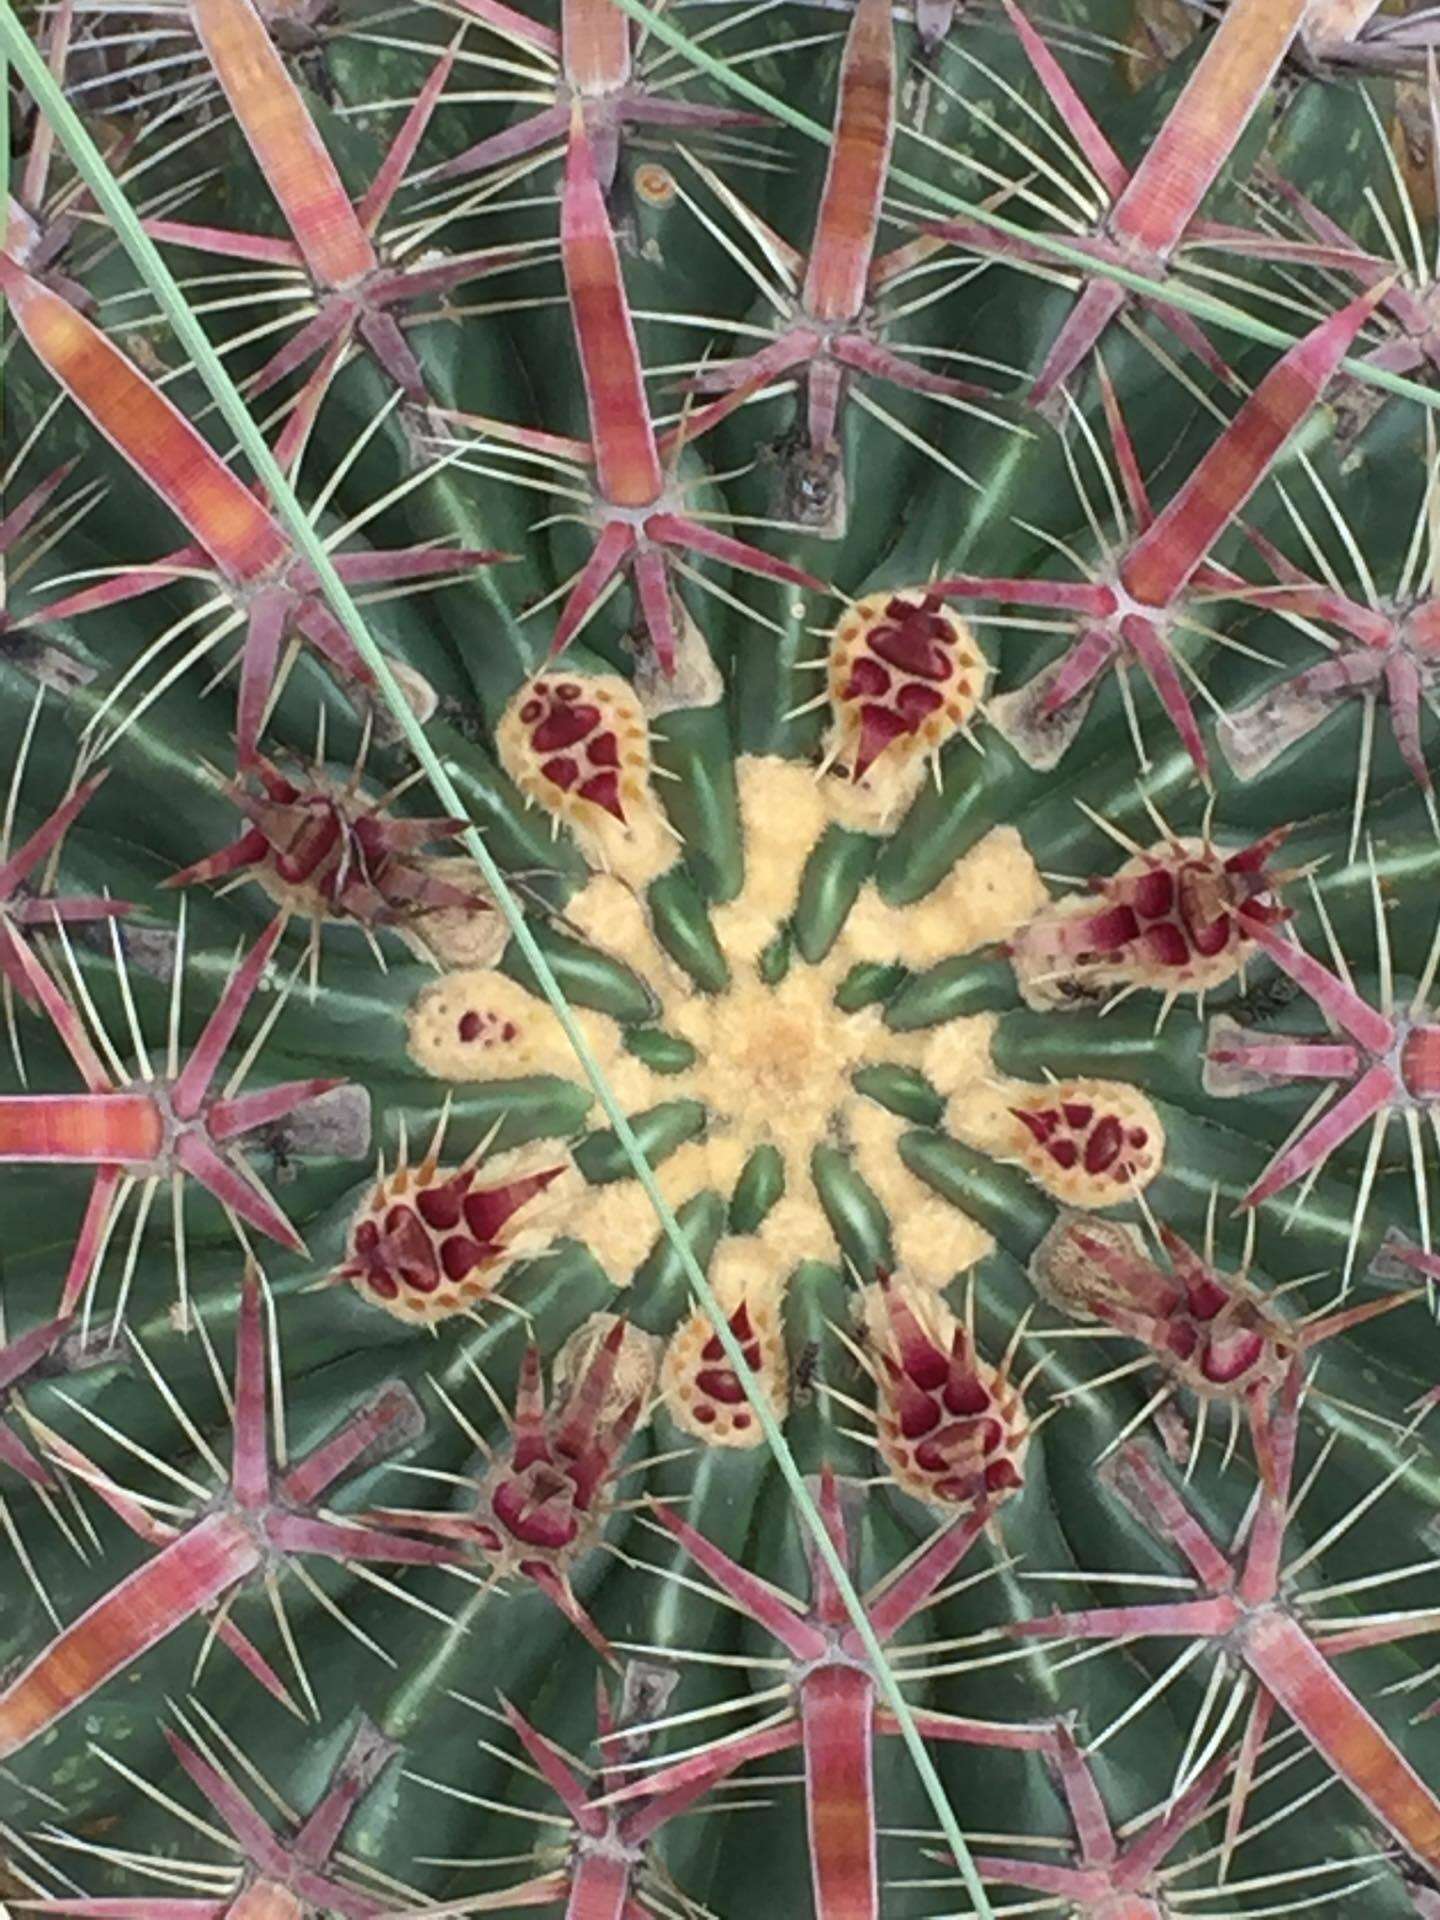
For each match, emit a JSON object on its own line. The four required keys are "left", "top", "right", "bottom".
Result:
{"left": 187, "top": 0, "right": 377, "bottom": 289}
{"left": 8, "top": 22, "right": 1440, "bottom": 1920}
{"left": 0, "top": 31, "right": 995, "bottom": 1911}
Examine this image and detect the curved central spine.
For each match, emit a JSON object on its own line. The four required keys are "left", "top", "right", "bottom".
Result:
{"left": 566, "top": 1850, "right": 632, "bottom": 1920}
{"left": 563, "top": 0, "right": 632, "bottom": 98}
{"left": 1110, "top": 0, "right": 1308, "bottom": 259}
{"left": 188, "top": 0, "right": 378, "bottom": 289}
{"left": 802, "top": 1664, "right": 878, "bottom": 1920}
{"left": 0, "top": 1091, "right": 165, "bottom": 1163}
{"left": 563, "top": 116, "right": 662, "bottom": 508}
{"left": 803, "top": 0, "right": 893, "bottom": 325}
{"left": 0, "top": 1509, "right": 261, "bottom": 1761}
{"left": 229, "top": 1882, "right": 306, "bottom": 1920}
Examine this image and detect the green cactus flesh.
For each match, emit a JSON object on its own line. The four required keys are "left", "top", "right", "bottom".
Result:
{"left": 9, "top": 1, "right": 1440, "bottom": 1917}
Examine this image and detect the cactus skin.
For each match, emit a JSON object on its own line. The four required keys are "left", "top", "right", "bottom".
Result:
{"left": 6, "top": 4, "right": 1440, "bottom": 1920}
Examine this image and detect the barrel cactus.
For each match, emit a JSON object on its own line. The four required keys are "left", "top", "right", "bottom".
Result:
{"left": 7, "top": 0, "right": 1440, "bottom": 1916}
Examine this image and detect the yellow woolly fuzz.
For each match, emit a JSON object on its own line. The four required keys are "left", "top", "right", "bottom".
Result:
{"left": 946, "top": 1077, "right": 1033, "bottom": 1157}
{"left": 846, "top": 1101, "right": 993, "bottom": 1285}
{"left": 670, "top": 966, "right": 882, "bottom": 1182}
{"left": 709, "top": 1235, "right": 789, "bottom": 1308}
{"left": 496, "top": 672, "right": 677, "bottom": 886}
{"left": 404, "top": 856, "right": 509, "bottom": 969}
{"left": 565, "top": 873, "right": 693, "bottom": 1015}
{"left": 894, "top": 1196, "right": 992, "bottom": 1287}
{"left": 729, "top": 755, "right": 831, "bottom": 924}
{"left": 660, "top": 1248, "right": 789, "bottom": 1446}
{"left": 648, "top": 1139, "right": 726, "bottom": 1208}
{"left": 710, "top": 898, "right": 783, "bottom": 969}
{"left": 597, "top": 1052, "right": 665, "bottom": 1114}
{"left": 845, "top": 1095, "right": 906, "bottom": 1165}
{"left": 396, "top": 738, "right": 1150, "bottom": 1427}
{"left": 406, "top": 968, "right": 620, "bottom": 1087}
{"left": 916, "top": 826, "right": 1049, "bottom": 955}
{"left": 699, "top": 1132, "right": 752, "bottom": 1198}
{"left": 553, "top": 1311, "right": 663, "bottom": 1424}
{"left": 839, "top": 828, "right": 1046, "bottom": 969}
{"left": 981, "top": 1077, "right": 1165, "bottom": 1209}
{"left": 576, "top": 1181, "right": 668, "bottom": 1282}
{"left": 819, "top": 758, "right": 928, "bottom": 834}
{"left": 915, "top": 1013, "right": 1002, "bottom": 1099}
{"left": 836, "top": 887, "right": 915, "bottom": 967}
{"left": 565, "top": 1141, "right": 715, "bottom": 1284}
{"left": 757, "top": 1192, "right": 833, "bottom": 1271}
